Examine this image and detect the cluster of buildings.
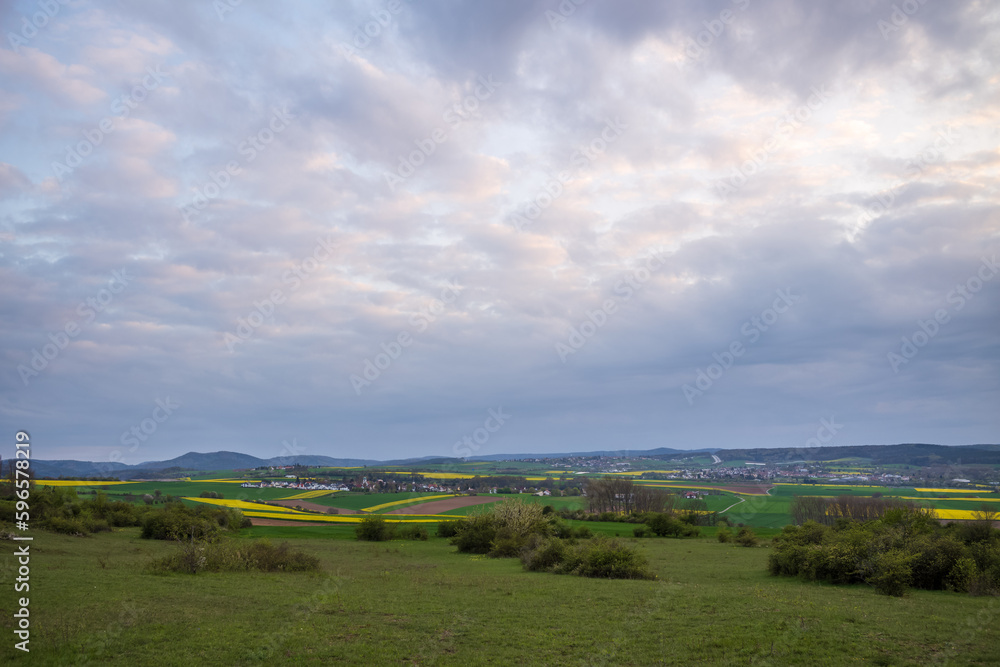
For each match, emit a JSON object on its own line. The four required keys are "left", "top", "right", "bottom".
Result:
{"left": 239, "top": 480, "right": 349, "bottom": 491}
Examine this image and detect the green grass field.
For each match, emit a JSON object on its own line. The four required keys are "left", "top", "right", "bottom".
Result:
{"left": 2, "top": 528, "right": 997, "bottom": 665}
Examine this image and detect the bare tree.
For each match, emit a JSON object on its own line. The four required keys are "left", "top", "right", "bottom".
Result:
{"left": 586, "top": 477, "right": 672, "bottom": 514}
{"left": 973, "top": 503, "right": 998, "bottom": 524}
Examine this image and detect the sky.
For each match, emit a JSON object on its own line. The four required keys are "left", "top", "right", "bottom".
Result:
{"left": 1, "top": 0, "right": 998, "bottom": 465}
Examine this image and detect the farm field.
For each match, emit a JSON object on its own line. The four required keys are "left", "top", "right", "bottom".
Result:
{"left": 1, "top": 528, "right": 997, "bottom": 665}
{"left": 31, "top": 479, "right": 1000, "bottom": 529}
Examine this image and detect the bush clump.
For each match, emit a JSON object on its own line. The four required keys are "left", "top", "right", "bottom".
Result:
{"left": 735, "top": 527, "right": 759, "bottom": 547}
{"left": 436, "top": 520, "right": 465, "bottom": 538}
{"left": 151, "top": 538, "right": 320, "bottom": 574}
{"left": 355, "top": 514, "right": 394, "bottom": 541}
{"left": 7, "top": 488, "right": 152, "bottom": 537}
{"left": 520, "top": 535, "right": 655, "bottom": 580}
{"left": 141, "top": 503, "right": 249, "bottom": 541}
{"left": 449, "top": 498, "right": 548, "bottom": 557}
{"left": 644, "top": 512, "right": 700, "bottom": 538}
{"left": 769, "top": 513, "right": 1000, "bottom": 597}
{"left": 396, "top": 524, "right": 428, "bottom": 541}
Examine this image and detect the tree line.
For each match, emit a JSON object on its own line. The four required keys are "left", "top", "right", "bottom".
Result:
{"left": 584, "top": 476, "right": 675, "bottom": 514}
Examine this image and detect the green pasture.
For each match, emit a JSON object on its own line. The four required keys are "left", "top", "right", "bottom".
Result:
{"left": 722, "top": 495, "right": 794, "bottom": 529}
{"left": 2, "top": 528, "right": 997, "bottom": 665}
{"left": 769, "top": 484, "right": 889, "bottom": 497}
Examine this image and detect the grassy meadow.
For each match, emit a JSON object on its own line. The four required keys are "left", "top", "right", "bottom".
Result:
{"left": 2, "top": 527, "right": 998, "bottom": 665}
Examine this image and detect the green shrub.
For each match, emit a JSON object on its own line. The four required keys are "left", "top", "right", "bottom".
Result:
{"left": 450, "top": 513, "right": 498, "bottom": 554}
{"left": 396, "top": 524, "right": 428, "bottom": 541}
{"left": 549, "top": 518, "right": 575, "bottom": 539}
{"left": 355, "top": 515, "right": 394, "bottom": 542}
{"left": 909, "top": 534, "right": 966, "bottom": 590}
{"left": 140, "top": 503, "right": 243, "bottom": 541}
{"left": 735, "top": 527, "right": 758, "bottom": 547}
{"left": 0, "top": 500, "right": 16, "bottom": 523}
{"left": 559, "top": 536, "right": 656, "bottom": 580}
{"left": 573, "top": 525, "right": 592, "bottom": 539}
{"left": 645, "top": 512, "right": 700, "bottom": 538}
{"left": 519, "top": 534, "right": 655, "bottom": 579}
{"left": 44, "top": 517, "right": 89, "bottom": 535}
{"left": 947, "top": 556, "right": 978, "bottom": 593}
{"left": 633, "top": 526, "right": 649, "bottom": 538}
{"left": 520, "top": 535, "right": 567, "bottom": 572}
{"left": 436, "top": 520, "right": 464, "bottom": 538}
{"left": 488, "top": 530, "right": 523, "bottom": 558}
{"left": 450, "top": 498, "right": 553, "bottom": 556}
{"left": 151, "top": 538, "right": 320, "bottom": 574}
{"left": 717, "top": 527, "right": 732, "bottom": 543}
{"left": 867, "top": 549, "right": 913, "bottom": 597}
{"left": 83, "top": 517, "right": 111, "bottom": 534}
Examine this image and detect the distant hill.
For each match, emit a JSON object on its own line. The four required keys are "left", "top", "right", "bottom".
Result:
{"left": 468, "top": 447, "right": 716, "bottom": 461}
{"left": 137, "top": 451, "right": 267, "bottom": 470}
{"left": 716, "top": 443, "right": 1000, "bottom": 466}
{"left": 24, "top": 459, "right": 131, "bottom": 479}
{"left": 20, "top": 443, "right": 1000, "bottom": 479}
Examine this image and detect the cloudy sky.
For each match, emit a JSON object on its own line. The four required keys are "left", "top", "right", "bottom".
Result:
{"left": 1, "top": 0, "right": 998, "bottom": 465}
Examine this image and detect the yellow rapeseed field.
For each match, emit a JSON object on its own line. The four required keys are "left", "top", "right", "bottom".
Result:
{"left": 183, "top": 497, "right": 305, "bottom": 513}
{"left": 914, "top": 488, "right": 985, "bottom": 494}
{"left": 240, "top": 510, "right": 440, "bottom": 524}
{"left": 278, "top": 489, "right": 338, "bottom": 500}
{"left": 930, "top": 509, "right": 984, "bottom": 521}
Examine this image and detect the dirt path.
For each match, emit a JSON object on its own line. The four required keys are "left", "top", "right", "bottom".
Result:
{"left": 386, "top": 496, "right": 500, "bottom": 514}
{"left": 266, "top": 499, "right": 360, "bottom": 514}
{"left": 719, "top": 496, "right": 746, "bottom": 514}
